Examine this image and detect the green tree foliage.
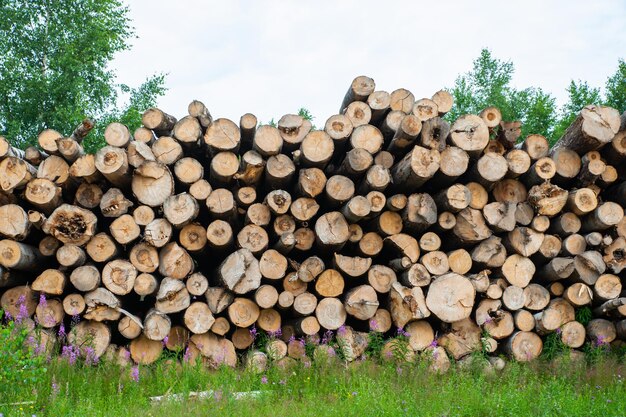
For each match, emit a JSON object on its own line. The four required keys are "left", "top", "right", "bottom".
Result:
{"left": 298, "top": 107, "right": 316, "bottom": 129}
{"left": 604, "top": 58, "right": 626, "bottom": 114}
{"left": 446, "top": 49, "right": 558, "bottom": 141}
{"left": 0, "top": 0, "right": 166, "bottom": 150}
{"left": 86, "top": 74, "right": 167, "bottom": 153}
{"left": 552, "top": 80, "right": 602, "bottom": 141}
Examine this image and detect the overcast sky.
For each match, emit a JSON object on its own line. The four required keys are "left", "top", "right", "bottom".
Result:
{"left": 112, "top": 0, "right": 626, "bottom": 125}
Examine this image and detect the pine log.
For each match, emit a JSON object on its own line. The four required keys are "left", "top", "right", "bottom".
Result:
{"left": 0, "top": 239, "right": 45, "bottom": 271}
{"left": 581, "top": 202, "right": 624, "bottom": 232}
{"left": 389, "top": 88, "right": 415, "bottom": 114}
{"left": 389, "top": 282, "right": 430, "bottom": 328}
{"left": 453, "top": 208, "right": 492, "bottom": 244}
{"left": 391, "top": 146, "right": 440, "bottom": 191}
{"left": 132, "top": 161, "right": 175, "bottom": 207}
{"left": 109, "top": 214, "right": 140, "bottom": 245}
{"left": 99, "top": 188, "right": 133, "bottom": 218}
{"left": 0, "top": 157, "right": 37, "bottom": 192}
{"left": 426, "top": 273, "right": 474, "bottom": 323}
{"left": 505, "top": 331, "right": 542, "bottom": 362}
{"left": 69, "top": 320, "right": 111, "bottom": 359}
{"left": 551, "top": 105, "right": 621, "bottom": 154}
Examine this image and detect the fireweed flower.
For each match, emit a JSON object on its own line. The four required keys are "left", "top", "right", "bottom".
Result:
{"left": 51, "top": 380, "right": 60, "bottom": 397}
{"left": 17, "top": 295, "right": 28, "bottom": 323}
{"left": 183, "top": 346, "right": 192, "bottom": 363}
{"left": 288, "top": 335, "right": 296, "bottom": 343}
{"left": 61, "top": 345, "right": 80, "bottom": 365}
{"left": 84, "top": 347, "right": 98, "bottom": 366}
{"left": 58, "top": 323, "right": 66, "bottom": 339}
{"left": 321, "top": 330, "right": 333, "bottom": 345}
{"left": 396, "top": 327, "right": 409, "bottom": 337}
{"left": 261, "top": 375, "right": 268, "bottom": 384}
{"left": 131, "top": 366, "right": 140, "bottom": 382}
{"left": 369, "top": 319, "right": 378, "bottom": 330}
{"left": 162, "top": 336, "right": 169, "bottom": 347}
{"left": 249, "top": 325, "right": 258, "bottom": 339}
{"left": 39, "top": 294, "right": 47, "bottom": 308}
{"left": 555, "top": 327, "right": 562, "bottom": 335}
{"left": 429, "top": 340, "right": 438, "bottom": 348}
{"left": 338, "top": 325, "right": 347, "bottom": 336}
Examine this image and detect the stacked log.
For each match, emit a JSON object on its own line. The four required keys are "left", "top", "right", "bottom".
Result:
{"left": 1, "top": 78, "right": 625, "bottom": 368}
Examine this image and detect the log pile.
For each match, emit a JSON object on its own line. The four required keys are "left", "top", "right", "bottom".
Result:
{"left": 1, "top": 76, "right": 626, "bottom": 369}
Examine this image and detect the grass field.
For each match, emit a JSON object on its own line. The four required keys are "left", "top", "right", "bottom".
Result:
{"left": 1, "top": 353, "right": 626, "bottom": 417}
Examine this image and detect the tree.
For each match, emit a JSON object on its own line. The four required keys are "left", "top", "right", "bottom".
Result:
{"left": 86, "top": 74, "right": 166, "bottom": 153}
{"left": 446, "top": 49, "right": 557, "bottom": 141}
{"left": 0, "top": 0, "right": 166, "bottom": 150}
{"left": 552, "top": 80, "right": 601, "bottom": 141}
{"left": 604, "top": 58, "right": 626, "bottom": 114}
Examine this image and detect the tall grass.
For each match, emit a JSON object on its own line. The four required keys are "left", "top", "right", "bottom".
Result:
{"left": 1, "top": 352, "right": 625, "bottom": 417}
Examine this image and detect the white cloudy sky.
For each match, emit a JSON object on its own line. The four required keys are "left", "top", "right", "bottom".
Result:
{"left": 112, "top": 0, "right": 626, "bottom": 124}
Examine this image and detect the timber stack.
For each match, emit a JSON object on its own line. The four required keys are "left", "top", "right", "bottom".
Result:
{"left": 1, "top": 75, "right": 626, "bottom": 371}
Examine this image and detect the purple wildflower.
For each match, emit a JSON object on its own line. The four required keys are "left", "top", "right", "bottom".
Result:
{"left": 51, "top": 380, "right": 60, "bottom": 397}
{"left": 249, "top": 325, "right": 258, "bottom": 339}
{"left": 484, "top": 317, "right": 493, "bottom": 325}
{"left": 261, "top": 375, "right": 268, "bottom": 384}
{"left": 61, "top": 345, "right": 80, "bottom": 365}
{"left": 269, "top": 328, "right": 282, "bottom": 338}
{"left": 84, "top": 347, "right": 99, "bottom": 366}
{"left": 396, "top": 327, "right": 410, "bottom": 337}
{"left": 327, "top": 347, "right": 336, "bottom": 357}
{"left": 396, "top": 366, "right": 403, "bottom": 375}
{"left": 304, "top": 360, "right": 311, "bottom": 368}
{"left": 71, "top": 314, "right": 80, "bottom": 327}
{"left": 17, "top": 295, "right": 28, "bottom": 323}
{"left": 298, "top": 338, "right": 305, "bottom": 348}
{"left": 183, "top": 346, "right": 192, "bottom": 363}
{"left": 596, "top": 335, "right": 607, "bottom": 347}
{"left": 555, "top": 327, "right": 562, "bottom": 335}
{"left": 385, "top": 350, "right": 393, "bottom": 359}
{"left": 369, "top": 319, "right": 379, "bottom": 330}
{"left": 429, "top": 339, "right": 438, "bottom": 348}
{"left": 162, "top": 336, "right": 169, "bottom": 347}
{"left": 321, "top": 330, "right": 333, "bottom": 345}
{"left": 4, "top": 310, "right": 12, "bottom": 321}
{"left": 39, "top": 293, "right": 47, "bottom": 308}
{"left": 58, "top": 323, "right": 66, "bottom": 339}
{"left": 288, "top": 335, "right": 296, "bottom": 343}
{"left": 338, "top": 325, "right": 347, "bottom": 336}
{"left": 131, "top": 366, "right": 140, "bottom": 383}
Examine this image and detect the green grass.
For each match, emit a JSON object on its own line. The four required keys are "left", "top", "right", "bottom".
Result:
{"left": 2, "top": 354, "right": 626, "bottom": 417}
